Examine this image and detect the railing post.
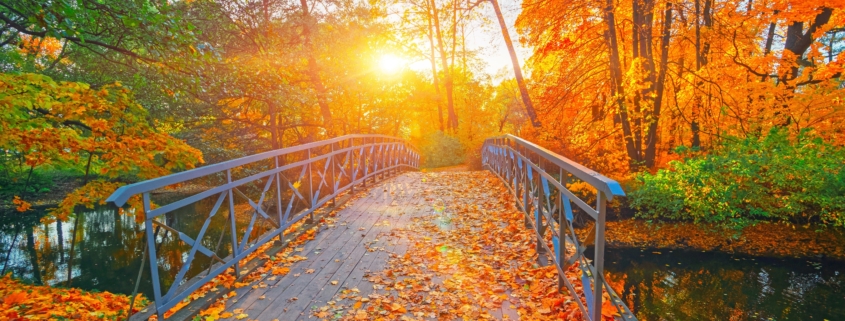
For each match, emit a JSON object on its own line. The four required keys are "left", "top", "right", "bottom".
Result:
{"left": 346, "top": 138, "right": 358, "bottom": 194}
{"left": 535, "top": 172, "right": 546, "bottom": 259}
{"left": 307, "top": 148, "right": 314, "bottom": 223}
{"left": 226, "top": 169, "right": 240, "bottom": 277}
{"left": 558, "top": 168, "right": 566, "bottom": 291}
{"left": 275, "top": 156, "right": 284, "bottom": 244}
{"left": 331, "top": 143, "right": 337, "bottom": 207}
{"left": 523, "top": 159, "right": 531, "bottom": 229}
{"left": 362, "top": 140, "right": 367, "bottom": 188}
{"left": 593, "top": 191, "right": 607, "bottom": 321}
{"left": 144, "top": 193, "right": 164, "bottom": 321}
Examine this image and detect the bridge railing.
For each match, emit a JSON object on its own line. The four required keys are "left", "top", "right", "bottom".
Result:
{"left": 482, "top": 135, "right": 636, "bottom": 321}
{"left": 107, "top": 134, "right": 419, "bottom": 319}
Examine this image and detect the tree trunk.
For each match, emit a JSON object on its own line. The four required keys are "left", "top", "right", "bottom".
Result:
{"left": 426, "top": 8, "right": 445, "bottom": 132}
{"left": 644, "top": 2, "right": 673, "bottom": 168}
{"left": 761, "top": 15, "right": 777, "bottom": 81}
{"left": 604, "top": 0, "right": 640, "bottom": 170}
{"left": 299, "top": 0, "right": 333, "bottom": 133}
{"left": 491, "top": 0, "right": 541, "bottom": 127}
{"left": 782, "top": 7, "right": 833, "bottom": 82}
{"left": 429, "top": 0, "right": 458, "bottom": 131}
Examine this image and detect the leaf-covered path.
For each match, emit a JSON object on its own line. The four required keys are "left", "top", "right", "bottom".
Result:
{"left": 207, "top": 170, "right": 605, "bottom": 321}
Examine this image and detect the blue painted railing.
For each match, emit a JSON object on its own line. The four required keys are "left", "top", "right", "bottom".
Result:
{"left": 482, "top": 135, "right": 636, "bottom": 321}
{"left": 107, "top": 134, "right": 419, "bottom": 319}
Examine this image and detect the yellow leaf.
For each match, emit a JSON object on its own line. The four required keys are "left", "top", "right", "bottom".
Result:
{"left": 272, "top": 267, "right": 290, "bottom": 275}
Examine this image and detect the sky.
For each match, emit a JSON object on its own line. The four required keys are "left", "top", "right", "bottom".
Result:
{"left": 476, "top": 0, "right": 533, "bottom": 81}
{"left": 401, "top": 0, "right": 532, "bottom": 83}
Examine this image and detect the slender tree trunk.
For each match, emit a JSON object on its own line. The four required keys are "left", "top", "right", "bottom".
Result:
{"left": 461, "top": 24, "right": 467, "bottom": 70}
{"left": 691, "top": 0, "right": 704, "bottom": 148}
{"left": 490, "top": 0, "right": 541, "bottom": 127}
{"left": 426, "top": 8, "right": 445, "bottom": 132}
{"left": 631, "top": 0, "right": 644, "bottom": 152}
{"left": 644, "top": 2, "right": 673, "bottom": 168}
{"left": 299, "top": 0, "right": 333, "bottom": 133}
{"left": 430, "top": 0, "right": 458, "bottom": 131}
{"left": 451, "top": 0, "right": 458, "bottom": 71}
{"left": 604, "top": 0, "right": 640, "bottom": 170}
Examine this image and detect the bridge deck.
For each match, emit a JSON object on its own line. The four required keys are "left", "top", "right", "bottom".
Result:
{"left": 224, "top": 171, "right": 522, "bottom": 320}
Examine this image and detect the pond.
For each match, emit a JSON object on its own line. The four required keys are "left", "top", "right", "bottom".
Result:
{"left": 0, "top": 195, "right": 244, "bottom": 300}
{"left": 1, "top": 206, "right": 844, "bottom": 320}
{"left": 603, "top": 247, "right": 845, "bottom": 320}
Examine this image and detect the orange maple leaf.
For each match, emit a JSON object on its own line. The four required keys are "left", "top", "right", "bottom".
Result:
{"left": 3, "top": 291, "right": 27, "bottom": 306}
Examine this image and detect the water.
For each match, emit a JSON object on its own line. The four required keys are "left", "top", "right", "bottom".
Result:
{"left": 2, "top": 207, "right": 844, "bottom": 320}
{"left": 0, "top": 196, "right": 242, "bottom": 300}
{"left": 603, "top": 248, "right": 845, "bottom": 320}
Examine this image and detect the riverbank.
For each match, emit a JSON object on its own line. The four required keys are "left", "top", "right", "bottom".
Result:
{"left": 594, "top": 219, "right": 845, "bottom": 260}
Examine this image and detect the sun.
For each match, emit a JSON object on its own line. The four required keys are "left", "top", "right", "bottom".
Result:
{"left": 378, "top": 53, "right": 406, "bottom": 74}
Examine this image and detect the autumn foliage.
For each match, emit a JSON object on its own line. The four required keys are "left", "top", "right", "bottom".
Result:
{"left": 516, "top": 0, "right": 844, "bottom": 175}
{"left": 0, "top": 73, "right": 203, "bottom": 219}
{"left": 0, "top": 273, "right": 145, "bottom": 320}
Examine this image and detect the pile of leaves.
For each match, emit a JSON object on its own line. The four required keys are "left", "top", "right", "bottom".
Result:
{"left": 309, "top": 171, "right": 623, "bottom": 320}
{"left": 0, "top": 273, "right": 145, "bottom": 320}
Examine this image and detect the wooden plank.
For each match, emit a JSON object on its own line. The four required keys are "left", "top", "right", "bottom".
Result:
{"left": 291, "top": 181, "right": 426, "bottom": 320}
{"left": 224, "top": 178, "right": 392, "bottom": 314}
{"left": 251, "top": 175, "right": 415, "bottom": 319}
{"left": 260, "top": 176, "right": 419, "bottom": 319}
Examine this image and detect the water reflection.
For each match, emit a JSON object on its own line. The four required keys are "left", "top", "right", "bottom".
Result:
{"left": 0, "top": 192, "right": 259, "bottom": 299}
{"left": 604, "top": 248, "right": 845, "bottom": 321}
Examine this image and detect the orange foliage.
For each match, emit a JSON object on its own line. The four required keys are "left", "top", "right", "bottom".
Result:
{"left": 516, "top": 0, "right": 845, "bottom": 175}
{"left": 0, "top": 273, "right": 146, "bottom": 320}
{"left": 0, "top": 73, "right": 203, "bottom": 221}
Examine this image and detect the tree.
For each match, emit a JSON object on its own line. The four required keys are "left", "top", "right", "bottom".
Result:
{"left": 488, "top": 0, "right": 540, "bottom": 127}
{"left": 517, "top": 0, "right": 844, "bottom": 174}
{"left": 0, "top": 73, "right": 203, "bottom": 285}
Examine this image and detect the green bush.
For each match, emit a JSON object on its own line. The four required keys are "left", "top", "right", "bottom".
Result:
{"left": 420, "top": 131, "right": 465, "bottom": 168}
{"left": 630, "top": 128, "right": 845, "bottom": 228}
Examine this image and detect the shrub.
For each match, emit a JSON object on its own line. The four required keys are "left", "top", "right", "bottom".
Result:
{"left": 420, "top": 131, "right": 465, "bottom": 168}
{"left": 629, "top": 128, "right": 845, "bottom": 228}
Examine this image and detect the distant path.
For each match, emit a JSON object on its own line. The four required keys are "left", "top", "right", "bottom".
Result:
{"left": 425, "top": 164, "right": 469, "bottom": 172}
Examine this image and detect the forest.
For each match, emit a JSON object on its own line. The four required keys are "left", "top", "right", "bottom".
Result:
{"left": 2, "top": 0, "right": 844, "bottom": 227}
{"left": 0, "top": 0, "right": 843, "bottom": 320}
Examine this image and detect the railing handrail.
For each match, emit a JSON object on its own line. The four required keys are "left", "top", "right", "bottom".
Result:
{"left": 107, "top": 134, "right": 414, "bottom": 207}
{"left": 483, "top": 134, "right": 625, "bottom": 200}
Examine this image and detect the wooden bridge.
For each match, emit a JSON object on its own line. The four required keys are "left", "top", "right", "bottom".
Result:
{"left": 109, "top": 135, "right": 636, "bottom": 321}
